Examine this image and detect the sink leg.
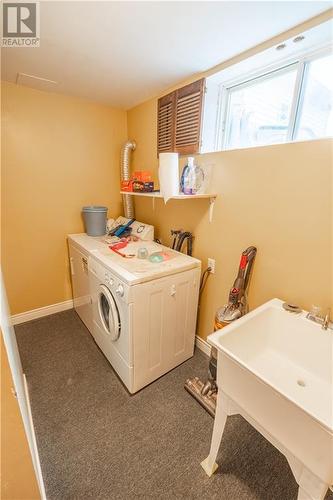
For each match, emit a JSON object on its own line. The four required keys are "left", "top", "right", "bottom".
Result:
{"left": 287, "top": 454, "right": 329, "bottom": 500}
{"left": 297, "top": 476, "right": 328, "bottom": 500}
{"left": 201, "top": 394, "right": 228, "bottom": 477}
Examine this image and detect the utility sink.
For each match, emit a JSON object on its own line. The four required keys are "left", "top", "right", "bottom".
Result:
{"left": 201, "top": 298, "right": 333, "bottom": 500}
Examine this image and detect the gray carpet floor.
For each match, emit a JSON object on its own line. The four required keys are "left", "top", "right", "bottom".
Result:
{"left": 15, "top": 310, "right": 332, "bottom": 500}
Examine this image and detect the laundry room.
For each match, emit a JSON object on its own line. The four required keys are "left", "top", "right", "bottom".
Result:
{"left": 1, "top": 2, "right": 333, "bottom": 500}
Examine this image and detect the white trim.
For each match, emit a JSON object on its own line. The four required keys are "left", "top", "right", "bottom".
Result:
{"left": 1, "top": 271, "right": 47, "bottom": 499}
{"left": 195, "top": 335, "right": 211, "bottom": 357}
{"left": 11, "top": 299, "right": 74, "bottom": 325}
{"left": 218, "top": 43, "right": 331, "bottom": 94}
{"left": 286, "top": 60, "right": 306, "bottom": 141}
{"left": 23, "top": 374, "right": 47, "bottom": 500}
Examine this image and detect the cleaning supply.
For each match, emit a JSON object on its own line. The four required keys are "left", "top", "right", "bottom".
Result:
{"left": 184, "top": 246, "right": 257, "bottom": 416}
{"left": 82, "top": 206, "right": 108, "bottom": 236}
{"left": 149, "top": 251, "right": 172, "bottom": 263}
{"left": 133, "top": 181, "right": 154, "bottom": 192}
{"left": 111, "top": 218, "right": 135, "bottom": 238}
{"left": 214, "top": 246, "right": 257, "bottom": 328}
{"left": 132, "top": 171, "right": 154, "bottom": 192}
{"left": 180, "top": 157, "right": 204, "bottom": 195}
{"left": 137, "top": 247, "right": 149, "bottom": 259}
{"left": 193, "top": 162, "right": 205, "bottom": 194}
{"left": 180, "top": 157, "right": 195, "bottom": 194}
{"left": 109, "top": 239, "right": 135, "bottom": 258}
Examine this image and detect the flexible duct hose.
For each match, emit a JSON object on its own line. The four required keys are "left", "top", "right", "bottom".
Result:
{"left": 121, "top": 140, "right": 136, "bottom": 218}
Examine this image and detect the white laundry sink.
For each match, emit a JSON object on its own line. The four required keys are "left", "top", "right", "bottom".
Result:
{"left": 201, "top": 298, "right": 333, "bottom": 500}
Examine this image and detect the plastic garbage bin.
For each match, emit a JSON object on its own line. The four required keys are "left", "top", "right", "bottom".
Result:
{"left": 82, "top": 206, "right": 108, "bottom": 236}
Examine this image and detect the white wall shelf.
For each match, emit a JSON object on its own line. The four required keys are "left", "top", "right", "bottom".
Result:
{"left": 120, "top": 191, "right": 217, "bottom": 222}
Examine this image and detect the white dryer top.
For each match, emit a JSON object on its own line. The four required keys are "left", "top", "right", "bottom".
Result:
{"left": 68, "top": 234, "right": 201, "bottom": 285}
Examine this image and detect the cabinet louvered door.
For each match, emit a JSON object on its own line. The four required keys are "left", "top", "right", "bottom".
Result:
{"left": 157, "top": 79, "right": 205, "bottom": 155}
{"left": 175, "top": 78, "right": 205, "bottom": 155}
{"left": 157, "top": 92, "right": 175, "bottom": 153}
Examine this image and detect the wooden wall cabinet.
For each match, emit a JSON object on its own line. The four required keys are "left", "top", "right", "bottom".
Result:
{"left": 157, "top": 78, "right": 205, "bottom": 155}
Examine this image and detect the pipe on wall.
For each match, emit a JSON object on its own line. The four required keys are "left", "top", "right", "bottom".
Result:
{"left": 120, "top": 140, "right": 136, "bottom": 218}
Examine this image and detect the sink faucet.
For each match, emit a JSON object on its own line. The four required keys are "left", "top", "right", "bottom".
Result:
{"left": 306, "top": 307, "right": 332, "bottom": 331}
{"left": 322, "top": 308, "right": 331, "bottom": 330}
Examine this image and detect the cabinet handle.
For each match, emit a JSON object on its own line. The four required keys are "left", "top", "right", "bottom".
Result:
{"left": 82, "top": 257, "right": 88, "bottom": 273}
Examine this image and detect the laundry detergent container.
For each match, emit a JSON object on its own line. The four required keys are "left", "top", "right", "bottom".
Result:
{"left": 82, "top": 206, "right": 108, "bottom": 236}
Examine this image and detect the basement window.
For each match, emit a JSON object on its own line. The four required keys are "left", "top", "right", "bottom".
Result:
{"left": 222, "top": 64, "right": 298, "bottom": 150}
{"left": 294, "top": 53, "right": 333, "bottom": 140}
{"left": 201, "top": 19, "right": 333, "bottom": 153}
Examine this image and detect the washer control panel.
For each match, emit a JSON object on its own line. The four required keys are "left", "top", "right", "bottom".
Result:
{"left": 104, "top": 271, "right": 114, "bottom": 286}
{"left": 89, "top": 257, "right": 129, "bottom": 303}
{"left": 116, "top": 284, "right": 124, "bottom": 297}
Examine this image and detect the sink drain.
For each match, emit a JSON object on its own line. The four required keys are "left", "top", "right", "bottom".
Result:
{"left": 297, "top": 379, "right": 306, "bottom": 387}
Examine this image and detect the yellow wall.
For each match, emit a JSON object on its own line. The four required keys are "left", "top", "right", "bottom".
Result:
{"left": 1, "top": 82, "right": 127, "bottom": 314}
{"left": 127, "top": 11, "right": 333, "bottom": 340}
{"left": 1, "top": 336, "right": 40, "bottom": 500}
{"left": 1, "top": 10, "right": 332, "bottom": 326}
{"left": 127, "top": 125, "right": 333, "bottom": 340}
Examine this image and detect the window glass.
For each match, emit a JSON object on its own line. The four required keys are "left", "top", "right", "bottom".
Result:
{"left": 295, "top": 53, "right": 333, "bottom": 140}
{"left": 224, "top": 66, "right": 298, "bottom": 150}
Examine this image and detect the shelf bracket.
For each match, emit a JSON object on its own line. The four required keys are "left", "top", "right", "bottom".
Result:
{"left": 209, "top": 197, "right": 216, "bottom": 223}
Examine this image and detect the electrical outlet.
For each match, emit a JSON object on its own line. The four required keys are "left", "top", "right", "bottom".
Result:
{"left": 208, "top": 258, "right": 216, "bottom": 274}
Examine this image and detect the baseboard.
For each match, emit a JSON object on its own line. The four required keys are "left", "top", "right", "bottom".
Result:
{"left": 23, "top": 374, "right": 47, "bottom": 500}
{"left": 11, "top": 299, "right": 74, "bottom": 325}
{"left": 195, "top": 335, "right": 211, "bottom": 356}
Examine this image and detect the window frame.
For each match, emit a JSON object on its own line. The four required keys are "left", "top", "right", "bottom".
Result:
{"left": 215, "top": 44, "right": 333, "bottom": 152}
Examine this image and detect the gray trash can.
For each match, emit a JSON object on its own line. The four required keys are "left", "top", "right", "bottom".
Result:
{"left": 82, "top": 206, "right": 108, "bottom": 236}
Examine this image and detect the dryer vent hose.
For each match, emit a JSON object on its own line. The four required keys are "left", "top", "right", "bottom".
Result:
{"left": 120, "top": 140, "right": 136, "bottom": 218}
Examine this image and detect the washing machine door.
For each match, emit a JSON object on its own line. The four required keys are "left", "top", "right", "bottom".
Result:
{"left": 98, "top": 284, "right": 121, "bottom": 341}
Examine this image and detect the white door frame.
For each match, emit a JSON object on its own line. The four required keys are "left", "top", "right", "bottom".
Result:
{"left": 0, "top": 270, "right": 46, "bottom": 499}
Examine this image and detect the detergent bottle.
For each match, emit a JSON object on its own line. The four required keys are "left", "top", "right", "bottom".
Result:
{"left": 180, "top": 157, "right": 196, "bottom": 195}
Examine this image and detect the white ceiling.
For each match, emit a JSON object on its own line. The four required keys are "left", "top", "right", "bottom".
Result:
{"left": 2, "top": 1, "right": 332, "bottom": 109}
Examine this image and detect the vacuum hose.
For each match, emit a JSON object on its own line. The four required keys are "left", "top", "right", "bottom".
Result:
{"left": 121, "top": 140, "right": 136, "bottom": 218}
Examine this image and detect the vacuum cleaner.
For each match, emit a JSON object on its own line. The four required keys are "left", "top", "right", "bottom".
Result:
{"left": 184, "top": 246, "right": 257, "bottom": 417}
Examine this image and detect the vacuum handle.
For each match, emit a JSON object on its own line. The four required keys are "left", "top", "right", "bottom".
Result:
{"left": 243, "top": 246, "right": 257, "bottom": 291}
{"left": 239, "top": 254, "right": 248, "bottom": 270}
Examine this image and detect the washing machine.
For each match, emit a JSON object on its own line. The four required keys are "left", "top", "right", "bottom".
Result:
{"left": 68, "top": 217, "right": 154, "bottom": 334}
{"left": 69, "top": 231, "right": 201, "bottom": 393}
{"left": 88, "top": 240, "right": 201, "bottom": 393}
{"left": 88, "top": 256, "right": 134, "bottom": 389}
